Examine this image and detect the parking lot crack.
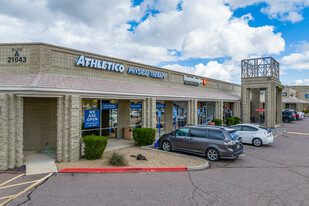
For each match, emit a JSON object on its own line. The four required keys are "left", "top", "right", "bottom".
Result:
{"left": 186, "top": 171, "right": 229, "bottom": 206}
{"left": 13, "top": 175, "right": 52, "bottom": 206}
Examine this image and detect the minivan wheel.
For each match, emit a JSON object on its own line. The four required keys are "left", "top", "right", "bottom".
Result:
{"left": 283, "top": 118, "right": 290, "bottom": 123}
{"left": 206, "top": 148, "right": 219, "bottom": 161}
{"left": 161, "top": 141, "right": 171, "bottom": 151}
{"left": 252, "top": 138, "right": 262, "bottom": 147}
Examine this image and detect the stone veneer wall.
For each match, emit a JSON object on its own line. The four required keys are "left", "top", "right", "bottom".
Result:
{"left": 142, "top": 98, "right": 156, "bottom": 129}
{"left": 57, "top": 95, "right": 81, "bottom": 162}
{"left": 0, "top": 94, "right": 23, "bottom": 170}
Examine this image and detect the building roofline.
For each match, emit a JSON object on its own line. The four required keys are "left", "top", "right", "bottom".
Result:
{"left": 0, "top": 42, "right": 241, "bottom": 87}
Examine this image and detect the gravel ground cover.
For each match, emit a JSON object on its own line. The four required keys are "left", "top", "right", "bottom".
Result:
{"left": 56, "top": 147, "right": 206, "bottom": 170}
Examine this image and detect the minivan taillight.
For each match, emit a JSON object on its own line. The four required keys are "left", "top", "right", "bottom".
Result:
{"left": 224, "top": 140, "right": 236, "bottom": 145}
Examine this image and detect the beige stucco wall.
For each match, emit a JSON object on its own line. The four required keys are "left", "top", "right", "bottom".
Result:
{"left": 23, "top": 97, "right": 57, "bottom": 151}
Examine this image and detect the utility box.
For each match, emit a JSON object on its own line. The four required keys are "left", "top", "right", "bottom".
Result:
{"left": 124, "top": 127, "right": 133, "bottom": 140}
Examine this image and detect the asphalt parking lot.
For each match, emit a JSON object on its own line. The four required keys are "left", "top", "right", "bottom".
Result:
{"left": 1, "top": 117, "right": 309, "bottom": 205}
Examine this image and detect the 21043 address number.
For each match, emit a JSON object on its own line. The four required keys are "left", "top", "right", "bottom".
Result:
{"left": 8, "top": 57, "right": 26, "bottom": 63}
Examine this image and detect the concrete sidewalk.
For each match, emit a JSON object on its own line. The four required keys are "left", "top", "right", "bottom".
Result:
{"left": 24, "top": 151, "right": 58, "bottom": 175}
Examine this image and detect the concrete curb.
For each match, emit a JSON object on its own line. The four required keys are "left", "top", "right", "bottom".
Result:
{"left": 141, "top": 146, "right": 209, "bottom": 171}
{"left": 58, "top": 167, "right": 187, "bottom": 173}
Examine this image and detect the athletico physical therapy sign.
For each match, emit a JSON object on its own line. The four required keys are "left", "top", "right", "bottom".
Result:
{"left": 75, "top": 55, "right": 125, "bottom": 73}
{"left": 84, "top": 109, "right": 100, "bottom": 128}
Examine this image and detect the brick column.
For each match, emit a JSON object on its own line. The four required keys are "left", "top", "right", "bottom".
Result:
{"left": 241, "top": 87, "right": 251, "bottom": 123}
{"left": 187, "top": 99, "right": 198, "bottom": 125}
{"left": 232, "top": 101, "right": 241, "bottom": 118}
{"left": 265, "top": 84, "right": 276, "bottom": 128}
{"left": 142, "top": 98, "right": 156, "bottom": 129}
{"left": 0, "top": 94, "right": 23, "bottom": 170}
{"left": 57, "top": 95, "right": 81, "bottom": 162}
{"left": 215, "top": 100, "right": 223, "bottom": 120}
{"left": 277, "top": 88, "right": 282, "bottom": 125}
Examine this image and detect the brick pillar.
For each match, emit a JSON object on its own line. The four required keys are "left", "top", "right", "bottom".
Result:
{"left": 118, "top": 100, "right": 130, "bottom": 139}
{"left": 265, "top": 85, "right": 276, "bottom": 128}
{"left": 242, "top": 87, "right": 251, "bottom": 123}
{"left": 57, "top": 95, "right": 81, "bottom": 162}
{"left": 188, "top": 99, "right": 198, "bottom": 125}
{"left": 0, "top": 94, "right": 23, "bottom": 170}
{"left": 277, "top": 88, "right": 282, "bottom": 125}
{"left": 142, "top": 98, "right": 156, "bottom": 129}
{"left": 232, "top": 101, "right": 241, "bottom": 118}
{"left": 215, "top": 100, "right": 223, "bottom": 120}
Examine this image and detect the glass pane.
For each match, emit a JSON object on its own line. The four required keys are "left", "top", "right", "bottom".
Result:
{"left": 208, "top": 130, "right": 225, "bottom": 140}
{"left": 130, "top": 101, "right": 142, "bottom": 127}
{"left": 101, "top": 128, "right": 117, "bottom": 139}
{"left": 175, "top": 128, "right": 189, "bottom": 136}
{"left": 173, "top": 102, "right": 187, "bottom": 129}
{"left": 82, "top": 99, "right": 99, "bottom": 130}
{"left": 190, "top": 129, "right": 208, "bottom": 138}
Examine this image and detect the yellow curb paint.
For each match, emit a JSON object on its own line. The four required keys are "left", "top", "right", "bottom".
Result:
{"left": 287, "top": 132, "right": 309, "bottom": 135}
{"left": 0, "top": 174, "right": 24, "bottom": 187}
{"left": 0, "top": 180, "right": 37, "bottom": 190}
{"left": 0, "top": 173, "right": 52, "bottom": 206}
{"left": 0, "top": 195, "right": 13, "bottom": 200}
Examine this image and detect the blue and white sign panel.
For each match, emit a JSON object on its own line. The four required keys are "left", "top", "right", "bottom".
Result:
{"left": 158, "top": 110, "right": 161, "bottom": 118}
{"left": 306, "top": 94, "right": 309, "bottom": 99}
{"left": 130, "top": 103, "right": 142, "bottom": 109}
{"left": 198, "top": 109, "right": 200, "bottom": 115}
{"left": 156, "top": 104, "right": 165, "bottom": 109}
{"left": 102, "top": 103, "right": 118, "bottom": 110}
{"left": 84, "top": 109, "right": 100, "bottom": 128}
{"left": 174, "top": 110, "right": 178, "bottom": 116}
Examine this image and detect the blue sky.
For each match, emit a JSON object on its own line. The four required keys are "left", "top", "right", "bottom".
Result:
{"left": 1, "top": 0, "right": 309, "bottom": 85}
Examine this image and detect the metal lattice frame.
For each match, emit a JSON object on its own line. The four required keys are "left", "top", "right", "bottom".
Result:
{"left": 241, "top": 57, "right": 279, "bottom": 79}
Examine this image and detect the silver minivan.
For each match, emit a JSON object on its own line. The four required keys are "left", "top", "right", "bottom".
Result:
{"left": 158, "top": 126, "right": 243, "bottom": 161}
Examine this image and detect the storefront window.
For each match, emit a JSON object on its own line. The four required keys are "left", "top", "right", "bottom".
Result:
{"left": 198, "top": 102, "right": 215, "bottom": 124}
{"left": 130, "top": 101, "right": 142, "bottom": 128}
{"left": 173, "top": 102, "right": 187, "bottom": 129}
{"left": 81, "top": 99, "right": 118, "bottom": 139}
{"left": 223, "top": 102, "right": 232, "bottom": 121}
{"left": 82, "top": 99, "right": 100, "bottom": 137}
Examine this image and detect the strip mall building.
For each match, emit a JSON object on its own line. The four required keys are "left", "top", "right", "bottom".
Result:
{"left": 0, "top": 43, "right": 308, "bottom": 170}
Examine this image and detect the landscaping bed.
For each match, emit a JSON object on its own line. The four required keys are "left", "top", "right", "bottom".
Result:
{"left": 56, "top": 147, "right": 206, "bottom": 170}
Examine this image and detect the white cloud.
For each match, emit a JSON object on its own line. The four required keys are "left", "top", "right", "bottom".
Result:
{"left": 226, "top": 0, "right": 309, "bottom": 23}
{"left": 0, "top": 0, "right": 287, "bottom": 81}
{"left": 280, "top": 51, "right": 309, "bottom": 70}
{"left": 289, "top": 79, "right": 309, "bottom": 85}
{"left": 163, "top": 60, "right": 240, "bottom": 82}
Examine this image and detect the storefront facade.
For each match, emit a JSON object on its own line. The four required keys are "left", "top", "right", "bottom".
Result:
{"left": 0, "top": 43, "right": 246, "bottom": 170}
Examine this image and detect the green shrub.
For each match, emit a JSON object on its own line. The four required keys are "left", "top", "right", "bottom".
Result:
{"left": 225, "top": 118, "right": 235, "bottom": 126}
{"left": 304, "top": 110, "right": 309, "bottom": 114}
{"left": 212, "top": 119, "right": 223, "bottom": 126}
{"left": 108, "top": 152, "right": 127, "bottom": 166}
{"left": 83, "top": 135, "right": 108, "bottom": 160}
{"left": 233, "top": 117, "right": 241, "bottom": 124}
{"left": 132, "top": 128, "right": 156, "bottom": 146}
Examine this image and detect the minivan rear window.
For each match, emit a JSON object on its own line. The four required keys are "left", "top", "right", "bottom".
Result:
{"left": 208, "top": 130, "right": 225, "bottom": 140}
{"left": 190, "top": 129, "right": 208, "bottom": 138}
